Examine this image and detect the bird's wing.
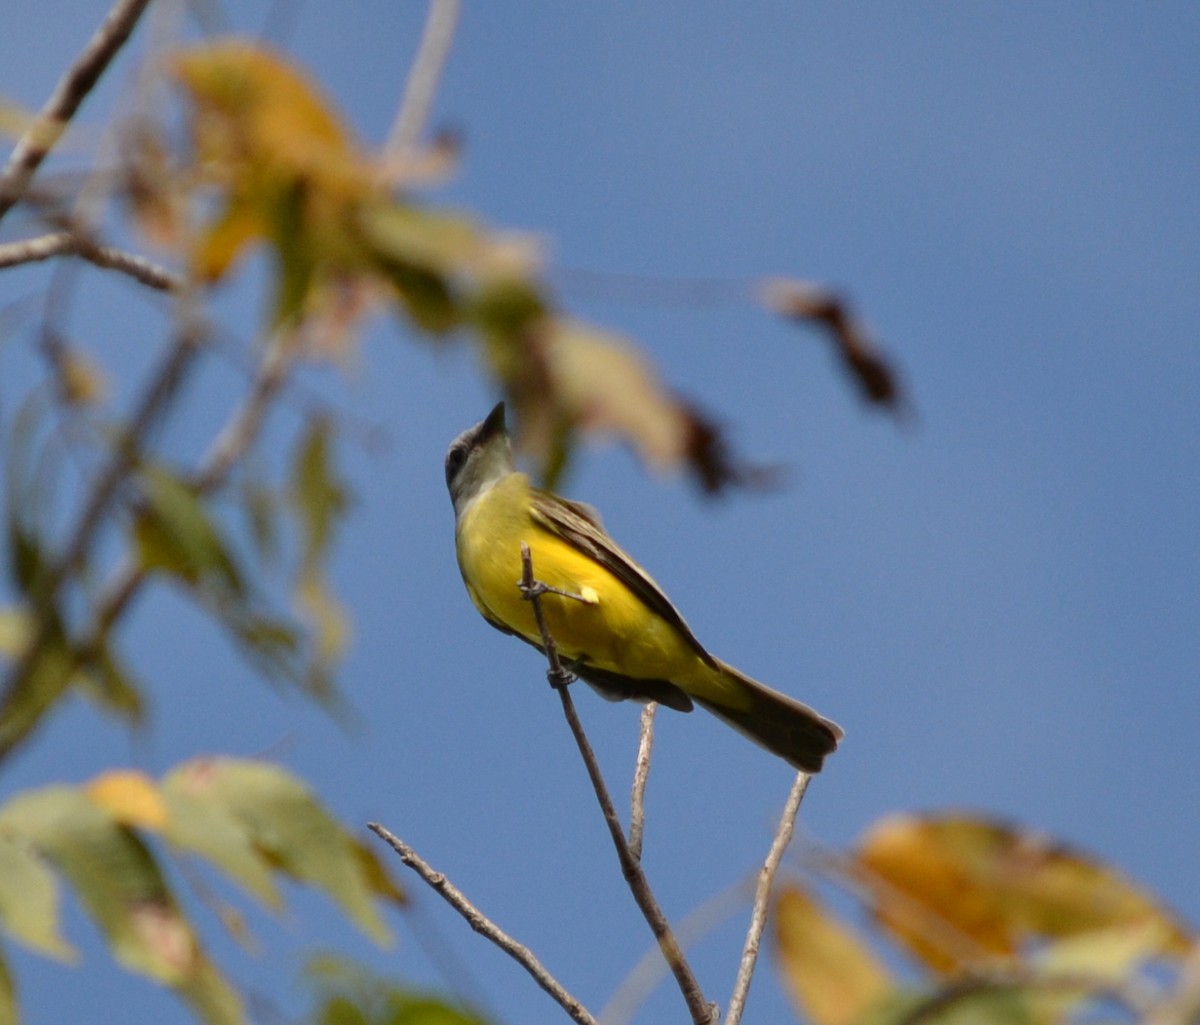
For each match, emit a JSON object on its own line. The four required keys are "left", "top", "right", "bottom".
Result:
{"left": 529, "top": 488, "right": 717, "bottom": 667}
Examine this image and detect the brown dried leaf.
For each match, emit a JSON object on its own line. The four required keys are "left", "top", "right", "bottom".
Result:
{"left": 761, "top": 277, "right": 906, "bottom": 414}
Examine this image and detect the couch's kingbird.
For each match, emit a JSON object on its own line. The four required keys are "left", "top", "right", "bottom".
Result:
{"left": 446, "top": 403, "right": 842, "bottom": 772}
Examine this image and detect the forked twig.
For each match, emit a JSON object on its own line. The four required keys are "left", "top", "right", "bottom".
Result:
{"left": 518, "top": 544, "right": 716, "bottom": 1025}
{"left": 0, "top": 324, "right": 296, "bottom": 760}
{"left": 385, "top": 0, "right": 460, "bottom": 157}
{"left": 0, "top": 231, "right": 180, "bottom": 291}
{"left": 368, "top": 822, "right": 598, "bottom": 1025}
{"left": 0, "top": 0, "right": 153, "bottom": 224}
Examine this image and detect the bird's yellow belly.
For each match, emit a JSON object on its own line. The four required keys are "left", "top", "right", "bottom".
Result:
{"left": 456, "top": 480, "right": 696, "bottom": 680}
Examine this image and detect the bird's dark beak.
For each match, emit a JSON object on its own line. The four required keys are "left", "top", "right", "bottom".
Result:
{"left": 479, "top": 401, "right": 507, "bottom": 440}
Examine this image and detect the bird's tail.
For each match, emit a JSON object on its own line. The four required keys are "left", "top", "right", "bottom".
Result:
{"left": 691, "top": 660, "right": 843, "bottom": 773}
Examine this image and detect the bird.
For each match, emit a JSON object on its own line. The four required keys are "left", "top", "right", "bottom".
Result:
{"left": 445, "top": 402, "right": 843, "bottom": 773}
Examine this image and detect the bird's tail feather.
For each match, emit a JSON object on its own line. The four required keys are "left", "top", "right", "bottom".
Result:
{"left": 693, "top": 660, "right": 842, "bottom": 773}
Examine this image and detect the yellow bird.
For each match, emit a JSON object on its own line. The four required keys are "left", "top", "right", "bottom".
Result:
{"left": 445, "top": 403, "right": 842, "bottom": 773}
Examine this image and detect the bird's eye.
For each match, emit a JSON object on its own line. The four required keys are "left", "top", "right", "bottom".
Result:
{"left": 445, "top": 445, "right": 467, "bottom": 484}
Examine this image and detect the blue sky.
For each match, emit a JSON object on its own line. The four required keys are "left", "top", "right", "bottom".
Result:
{"left": 1, "top": 4, "right": 1198, "bottom": 1023}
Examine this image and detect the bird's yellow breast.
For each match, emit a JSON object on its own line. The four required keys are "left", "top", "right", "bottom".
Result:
{"left": 455, "top": 474, "right": 699, "bottom": 680}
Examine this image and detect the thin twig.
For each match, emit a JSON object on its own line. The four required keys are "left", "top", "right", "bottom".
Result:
{"left": 0, "top": 320, "right": 295, "bottom": 761}
{"left": 385, "top": 0, "right": 460, "bottom": 156}
{"left": 518, "top": 545, "right": 716, "bottom": 1025}
{"left": 627, "top": 701, "right": 656, "bottom": 861}
{"left": 0, "top": 231, "right": 181, "bottom": 291}
{"left": 191, "top": 335, "right": 293, "bottom": 491}
{"left": 58, "top": 333, "right": 297, "bottom": 676}
{"left": 0, "top": 295, "right": 203, "bottom": 661}
{"left": 367, "top": 822, "right": 598, "bottom": 1025}
{"left": 725, "top": 771, "right": 811, "bottom": 1025}
{"left": 0, "top": 0, "right": 153, "bottom": 225}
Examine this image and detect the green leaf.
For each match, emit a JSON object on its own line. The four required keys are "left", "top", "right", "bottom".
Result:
{"left": 1030, "top": 922, "right": 1169, "bottom": 1023}
{"left": 0, "top": 829, "right": 75, "bottom": 960}
{"left": 134, "top": 466, "right": 243, "bottom": 595}
{"left": 3, "top": 396, "right": 53, "bottom": 600}
{"left": 171, "top": 758, "right": 393, "bottom": 945}
{"left": 159, "top": 764, "right": 281, "bottom": 909}
{"left": 76, "top": 641, "right": 147, "bottom": 726}
{"left": 0, "top": 786, "right": 187, "bottom": 981}
{"left": 865, "top": 987, "right": 1034, "bottom": 1025}
{"left": 0, "top": 783, "right": 246, "bottom": 1024}
{"left": 356, "top": 204, "right": 480, "bottom": 276}
{"left": 288, "top": 419, "right": 351, "bottom": 688}
{"left": 240, "top": 476, "right": 279, "bottom": 565}
{"left": 224, "top": 611, "right": 305, "bottom": 686}
{"left": 269, "top": 179, "right": 318, "bottom": 326}
{"left": 289, "top": 418, "right": 349, "bottom": 570}
{"left": 176, "top": 951, "right": 246, "bottom": 1025}
{"left": 0, "top": 615, "right": 75, "bottom": 762}
{"left": 304, "top": 956, "right": 487, "bottom": 1025}
{"left": 0, "top": 942, "right": 14, "bottom": 1025}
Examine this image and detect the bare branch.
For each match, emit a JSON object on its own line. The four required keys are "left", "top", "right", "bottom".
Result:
{"left": 0, "top": 0, "right": 153, "bottom": 225}
{"left": 725, "top": 770, "right": 811, "bottom": 1025}
{"left": 518, "top": 546, "right": 717, "bottom": 1025}
{"left": 54, "top": 332, "right": 297, "bottom": 688}
{"left": 191, "top": 335, "right": 294, "bottom": 491}
{"left": 0, "top": 301, "right": 206, "bottom": 760}
{"left": 0, "top": 319, "right": 296, "bottom": 762}
{"left": 385, "top": 0, "right": 460, "bottom": 157}
{"left": 0, "top": 230, "right": 180, "bottom": 291}
{"left": 0, "top": 232, "right": 75, "bottom": 268}
{"left": 627, "top": 701, "right": 656, "bottom": 861}
{"left": 368, "top": 822, "right": 599, "bottom": 1025}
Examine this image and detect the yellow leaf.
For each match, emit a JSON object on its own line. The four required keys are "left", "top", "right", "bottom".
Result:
{"left": 0, "top": 607, "right": 30, "bottom": 656}
{"left": 190, "top": 194, "right": 264, "bottom": 282}
{"left": 87, "top": 770, "right": 169, "bottom": 832}
{"left": 855, "top": 813, "right": 1192, "bottom": 975}
{"left": 175, "top": 39, "right": 353, "bottom": 174}
{"left": 856, "top": 814, "right": 1015, "bottom": 972}
{"left": 775, "top": 885, "right": 893, "bottom": 1025}
{"left": 296, "top": 572, "right": 350, "bottom": 668}
{"left": 1020, "top": 842, "right": 1191, "bottom": 952}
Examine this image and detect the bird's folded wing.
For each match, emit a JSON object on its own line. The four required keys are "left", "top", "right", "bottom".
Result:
{"left": 529, "top": 488, "right": 717, "bottom": 668}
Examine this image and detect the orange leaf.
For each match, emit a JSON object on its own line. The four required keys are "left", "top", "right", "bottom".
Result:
{"left": 854, "top": 813, "right": 1192, "bottom": 974}
{"left": 175, "top": 40, "right": 353, "bottom": 174}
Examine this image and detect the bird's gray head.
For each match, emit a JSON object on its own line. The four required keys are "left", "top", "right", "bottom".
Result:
{"left": 445, "top": 402, "right": 515, "bottom": 516}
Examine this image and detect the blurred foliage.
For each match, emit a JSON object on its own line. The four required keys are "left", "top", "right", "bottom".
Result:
{"left": 170, "top": 39, "right": 902, "bottom": 493}
{"left": 0, "top": 759, "right": 403, "bottom": 1024}
{"left": 12, "top": 21, "right": 1188, "bottom": 1025}
{"left": 303, "top": 955, "right": 490, "bottom": 1025}
{"left": 774, "top": 812, "right": 1197, "bottom": 1025}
